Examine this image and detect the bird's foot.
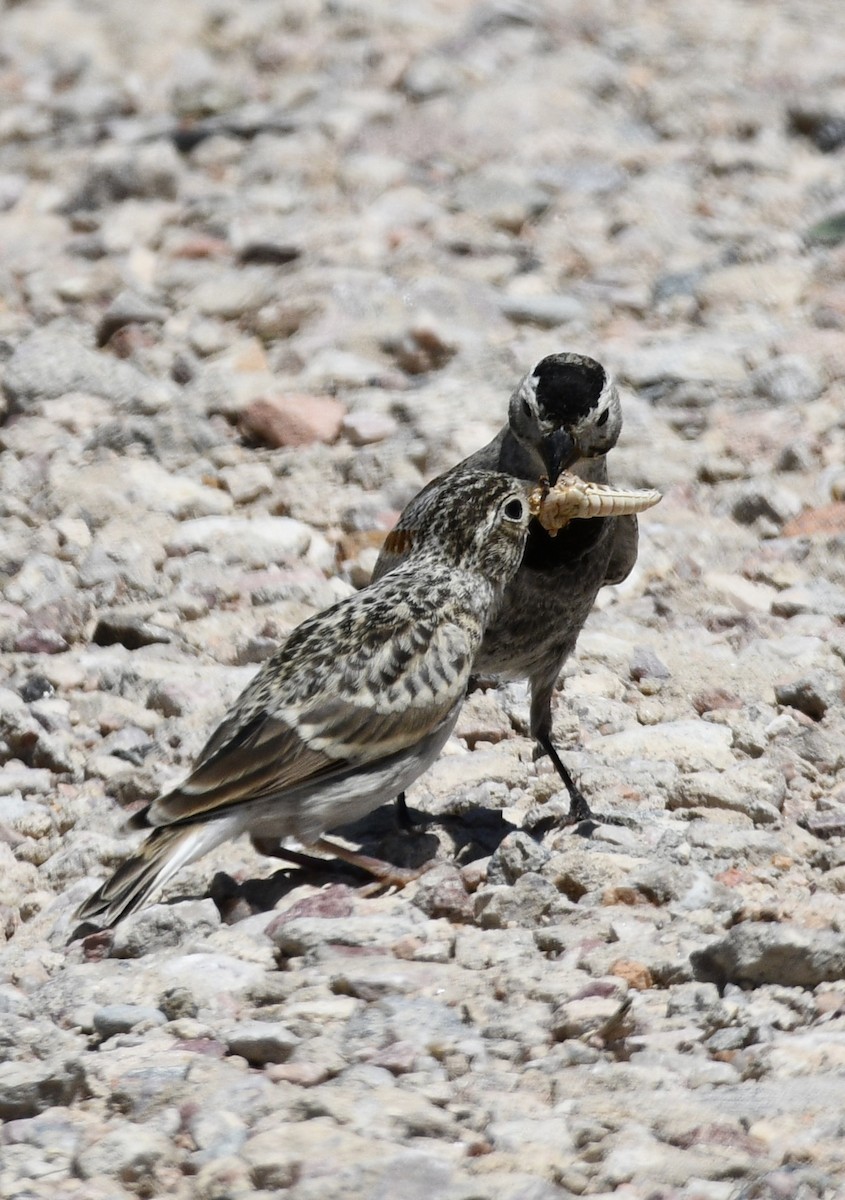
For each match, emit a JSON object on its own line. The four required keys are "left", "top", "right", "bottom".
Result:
{"left": 313, "top": 836, "right": 434, "bottom": 893}
{"left": 533, "top": 735, "right": 637, "bottom": 831}
{"left": 253, "top": 834, "right": 434, "bottom": 891}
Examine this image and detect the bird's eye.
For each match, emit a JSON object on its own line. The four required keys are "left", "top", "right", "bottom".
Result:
{"left": 503, "top": 497, "right": 526, "bottom": 521}
{"left": 596, "top": 409, "right": 609, "bottom": 427}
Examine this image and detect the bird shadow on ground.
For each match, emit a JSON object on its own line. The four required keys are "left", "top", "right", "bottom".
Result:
{"left": 210, "top": 800, "right": 524, "bottom": 922}
{"left": 71, "top": 800, "right": 594, "bottom": 935}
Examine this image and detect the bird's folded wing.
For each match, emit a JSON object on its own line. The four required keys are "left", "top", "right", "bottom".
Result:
{"left": 370, "top": 521, "right": 418, "bottom": 583}
{"left": 146, "top": 621, "right": 472, "bottom": 825}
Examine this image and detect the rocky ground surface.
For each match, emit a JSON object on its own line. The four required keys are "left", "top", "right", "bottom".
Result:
{"left": 2, "top": 0, "right": 845, "bottom": 1196}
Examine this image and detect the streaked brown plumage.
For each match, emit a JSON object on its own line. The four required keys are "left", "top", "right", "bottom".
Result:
{"left": 76, "top": 470, "right": 533, "bottom": 928}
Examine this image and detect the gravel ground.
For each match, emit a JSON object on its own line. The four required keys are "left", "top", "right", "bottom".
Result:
{"left": 2, "top": 0, "right": 845, "bottom": 1196}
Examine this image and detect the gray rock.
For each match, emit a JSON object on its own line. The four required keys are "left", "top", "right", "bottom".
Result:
{"left": 629, "top": 646, "right": 671, "bottom": 681}
{"left": 268, "top": 913, "right": 424, "bottom": 958}
{"left": 731, "top": 482, "right": 802, "bottom": 527}
{"left": 486, "top": 831, "right": 551, "bottom": 885}
{"left": 771, "top": 583, "right": 845, "bottom": 620}
{"left": 618, "top": 862, "right": 742, "bottom": 917}
{"left": 164, "top": 514, "right": 316, "bottom": 567}
{"left": 3, "top": 328, "right": 151, "bottom": 412}
{"left": 187, "top": 1107, "right": 248, "bottom": 1164}
{"left": 109, "top": 899, "right": 221, "bottom": 958}
{"left": 474, "top": 873, "right": 565, "bottom": 928}
{"left": 751, "top": 354, "right": 823, "bottom": 406}
{"left": 96, "top": 288, "right": 169, "bottom": 346}
{"left": 596, "top": 718, "right": 734, "bottom": 770}
{"left": 158, "top": 986, "right": 199, "bottom": 1021}
{"left": 499, "top": 293, "right": 585, "bottom": 327}
{"left": 692, "top": 923, "right": 845, "bottom": 988}
{"left": 220, "top": 1020, "right": 300, "bottom": 1065}
{"left": 341, "top": 410, "right": 398, "bottom": 446}
{"left": 411, "top": 864, "right": 473, "bottom": 923}
{"left": 74, "top": 1123, "right": 178, "bottom": 1183}
{"left": 62, "top": 142, "right": 183, "bottom": 211}
{"left": 668, "top": 764, "right": 785, "bottom": 823}
{"left": 156, "top": 953, "right": 269, "bottom": 1010}
{"left": 775, "top": 673, "right": 839, "bottom": 720}
{"left": 92, "top": 1004, "right": 167, "bottom": 1038}
{"left": 0, "top": 1057, "right": 85, "bottom": 1120}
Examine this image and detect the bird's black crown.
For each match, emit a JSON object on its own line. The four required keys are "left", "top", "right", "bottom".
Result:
{"left": 533, "top": 353, "right": 606, "bottom": 423}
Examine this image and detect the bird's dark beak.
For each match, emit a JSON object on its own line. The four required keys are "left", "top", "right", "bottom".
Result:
{"left": 541, "top": 429, "right": 579, "bottom": 484}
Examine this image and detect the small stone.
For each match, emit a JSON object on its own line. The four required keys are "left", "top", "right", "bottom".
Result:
{"left": 732, "top": 483, "right": 802, "bottom": 527}
{"left": 551, "top": 991, "right": 629, "bottom": 1040}
{"left": 751, "top": 354, "right": 823, "bottom": 406}
{"left": 455, "top": 690, "right": 513, "bottom": 747}
{"left": 341, "top": 411, "right": 399, "bottom": 446}
{"left": 692, "top": 688, "right": 742, "bottom": 715}
{"left": 221, "top": 1020, "right": 301, "bottom": 1066}
{"left": 692, "top": 923, "right": 845, "bottom": 988}
{"left": 705, "top": 572, "right": 778, "bottom": 613}
{"left": 267, "top": 913, "right": 421, "bottom": 957}
{"left": 92, "top": 609, "right": 173, "bottom": 650}
{"left": 158, "top": 986, "right": 199, "bottom": 1021}
{"left": 109, "top": 900, "right": 221, "bottom": 958}
{"left": 629, "top": 646, "right": 671, "bottom": 681}
{"left": 240, "top": 394, "right": 345, "bottom": 447}
{"left": 218, "top": 462, "right": 274, "bottom": 504}
{"left": 165, "top": 516, "right": 312, "bottom": 567}
{"left": 775, "top": 673, "right": 839, "bottom": 721}
{"left": 96, "top": 289, "right": 168, "bottom": 347}
{"left": 74, "top": 1124, "right": 177, "bottom": 1183}
{"left": 63, "top": 142, "right": 182, "bottom": 210}
{"left": 596, "top": 719, "right": 734, "bottom": 770}
{"left": 668, "top": 765, "right": 784, "bottom": 823}
{"left": 267, "top": 1062, "right": 331, "bottom": 1086}
{"left": 500, "top": 293, "right": 585, "bottom": 327}
{"left": 189, "top": 269, "right": 278, "bottom": 319}
{"left": 412, "top": 864, "right": 473, "bottom": 923}
{"left": 383, "top": 321, "right": 458, "bottom": 375}
{"left": 92, "top": 1004, "right": 167, "bottom": 1038}
{"left": 771, "top": 583, "right": 845, "bottom": 620}
{"left": 303, "top": 349, "right": 403, "bottom": 390}
{"left": 487, "top": 831, "right": 551, "bottom": 885}
{"left": 3, "top": 328, "right": 152, "bottom": 413}
{"left": 474, "top": 873, "right": 563, "bottom": 928}
{"left": 0, "top": 1058, "right": 85, "bottom": 1119}
{"left": 242, "top": 1129, "right": 300, "bottom": 1189}
{"left": 782, "top": 502, "right": 845, "bottom": 537}
{"left": 610, "top": 959, "right": 653, "bottom": 990}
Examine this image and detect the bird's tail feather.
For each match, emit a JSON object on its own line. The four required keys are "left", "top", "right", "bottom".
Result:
{"left": 75, "top": 821, "right": 229, "bottom": 929}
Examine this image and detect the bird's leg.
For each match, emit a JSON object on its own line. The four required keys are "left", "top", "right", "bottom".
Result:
{"left": 312, "top": 837, "right": 432, "bottom": 890}
{"left": 251, "top": 837, "right": 339, "bottom": 873}
{"left": 530, "top": 677, "right": 597, "bottom": 826}
{"left": 252, "top": 834, "right": 432, "bottom": 889}
{"left": 537, "top": 732, "right": 594, "bottom": 824}
{"left": 394, "top": 791, "right": 416, "bottom": 832}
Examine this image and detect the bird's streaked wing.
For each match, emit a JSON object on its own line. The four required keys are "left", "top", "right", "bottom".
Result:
{"left": 146, "top": 616, "right": 473, "bottom": 825}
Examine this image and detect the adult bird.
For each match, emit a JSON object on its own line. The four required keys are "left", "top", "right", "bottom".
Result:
{"left": 76, "top": 470, "right": 533, "bottom": 928}
{"left": 373, "top": 352, "right": 637, "bottom": 825}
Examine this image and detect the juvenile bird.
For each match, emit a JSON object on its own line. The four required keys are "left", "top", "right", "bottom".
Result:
{"left": 373, "top": 352, "right": 637, "bottom": 824}
{"left": 76, "top": 470, "right": 533, "bottom": 927}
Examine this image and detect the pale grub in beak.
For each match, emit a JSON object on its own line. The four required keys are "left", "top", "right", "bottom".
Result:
{"left": 530, "top": 470, "right": 662, "bottom": 535}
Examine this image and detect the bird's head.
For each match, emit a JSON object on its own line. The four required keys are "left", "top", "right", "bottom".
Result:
{"left": 414, "top": 469, "right": 532, "bottom": 585}
{"left": 508, "top": 352, "right": 622, "bottom": 483}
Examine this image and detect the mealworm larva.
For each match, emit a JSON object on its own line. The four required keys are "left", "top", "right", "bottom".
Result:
{"left": 529, "top": 471, "right": 662, "bottom": 535}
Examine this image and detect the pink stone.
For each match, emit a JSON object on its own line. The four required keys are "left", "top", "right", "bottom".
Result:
{"left": 241, "top": 394, "right": 345, "bottom": 448}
